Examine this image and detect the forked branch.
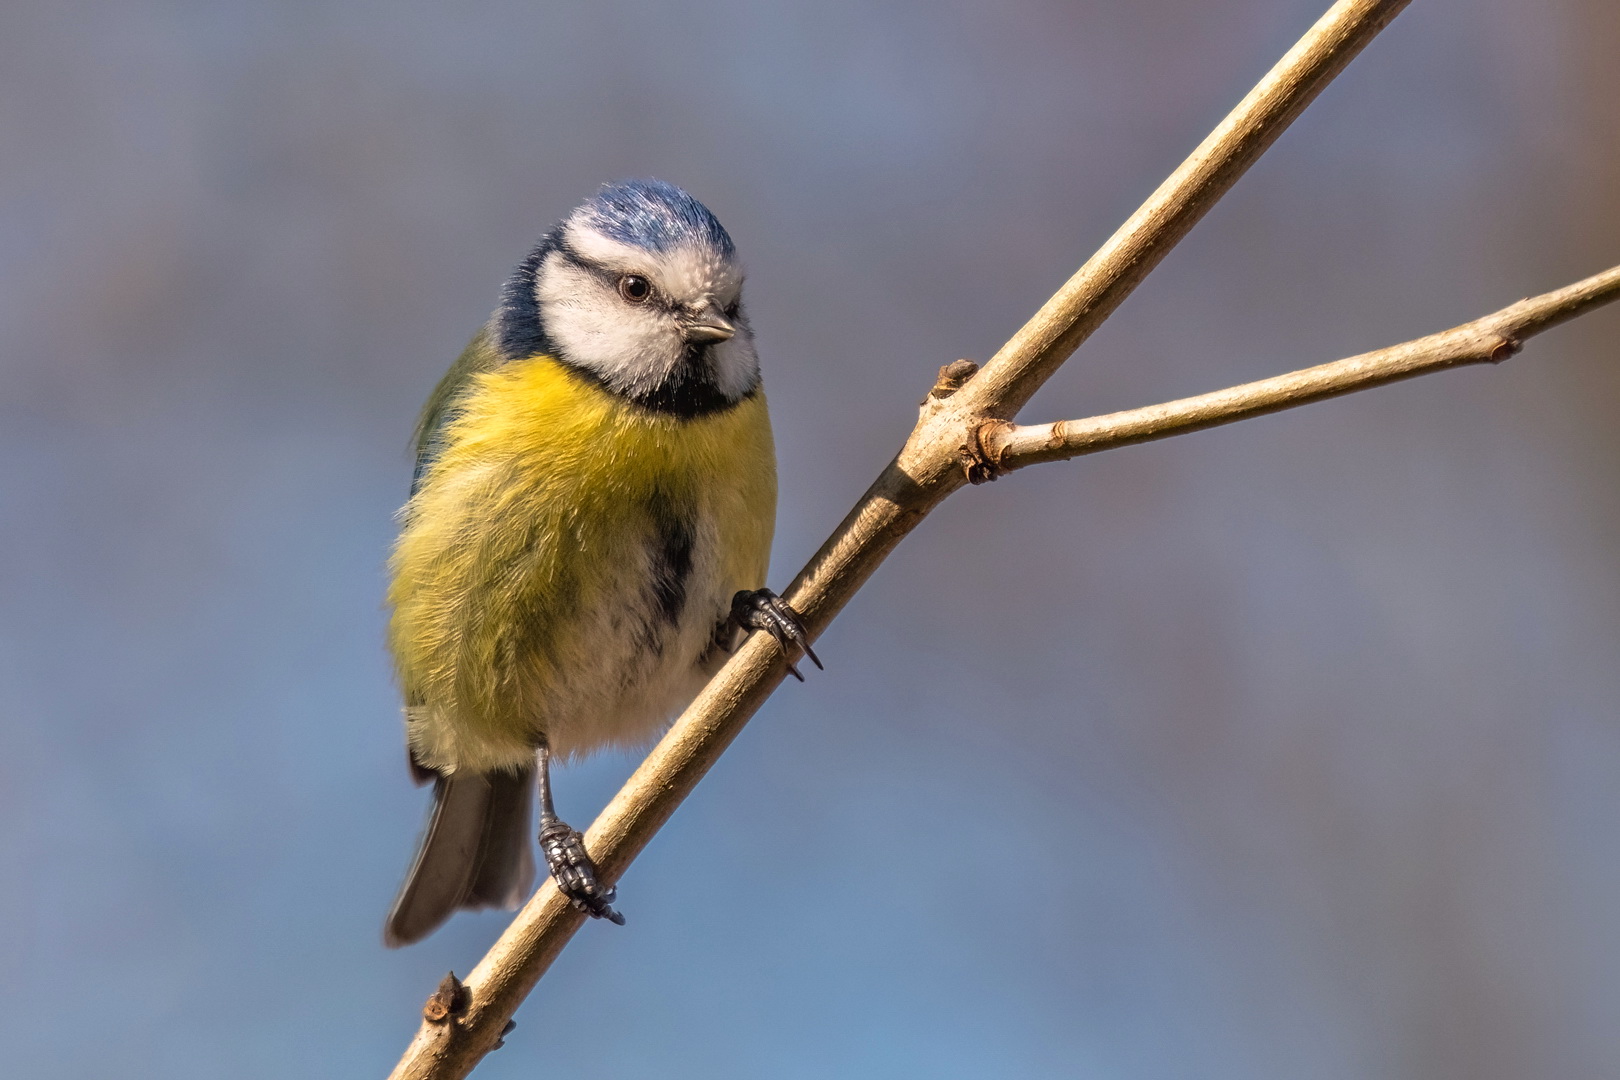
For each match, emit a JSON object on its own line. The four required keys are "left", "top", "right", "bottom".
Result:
{"left": 974, "top": 265, "right": 1620, "bottom": 473}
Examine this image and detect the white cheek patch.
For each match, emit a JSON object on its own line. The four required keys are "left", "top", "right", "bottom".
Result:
{"left": 542, "top": 223, "right": 760, "bottom": 403}
{"left": 536, "top": 254, "right": 684, "bottom": 393}
{"left": 705, "top": 333, "right": 761, "bottom": 401}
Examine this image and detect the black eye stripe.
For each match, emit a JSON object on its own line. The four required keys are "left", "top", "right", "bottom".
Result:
{"left": 554, "top": 243, "right": 641, "bottom": 288}
{"left": 552, "top": 240, "right": 594, "bottom": 274}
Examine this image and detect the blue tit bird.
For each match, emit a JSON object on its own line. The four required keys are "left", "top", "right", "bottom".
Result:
{"left": 383, "top": 180, "right": 819, "bottom": 947}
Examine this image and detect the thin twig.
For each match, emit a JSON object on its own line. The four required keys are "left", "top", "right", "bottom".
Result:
{"left": 387, "top": 3, "right": 1417, "bottom": 1077}
{"left": 977, "top": 265, "right": 1620, "bottom": 472}
{"left": 945, "top": 0, "right": 1413, "bottom": 423}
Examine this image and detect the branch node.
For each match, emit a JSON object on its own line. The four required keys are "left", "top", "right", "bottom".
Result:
{"left": 929, "top": 359, "right": 980, "bottom": 401}
{"left": 962, "top": 420, "right": 1013, "bottom": 484}
{"left": 423, "top": 972, "right": 469, "bottom": 1024}
{"left": 1488, "top": 336, "right": 1521, "bottom": 364}
{"left": 921, "top": 360, "right": 985, "bottom": 427}
{"left": 1045, "top": 421, "right": 1071, "bottom": 452}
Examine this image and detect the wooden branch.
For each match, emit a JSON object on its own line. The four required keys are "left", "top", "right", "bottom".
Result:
{"left": 387, "top": 3, "right": 1418, "bottom": 1077}
{"left": 945, "top": 0, "right": 1413, "bottom": 424}
{"left": 976, "top": 264, "right": 1620, "bottom": 473}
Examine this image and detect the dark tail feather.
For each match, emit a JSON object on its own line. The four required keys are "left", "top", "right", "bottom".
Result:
{"left": 383, "top": 765, "right": 536, "bottom": 947}
{"left": 466, "top": 767, "right": 536, "bottom": 909}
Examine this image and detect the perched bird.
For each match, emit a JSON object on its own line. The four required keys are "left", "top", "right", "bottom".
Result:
{"left": 383, "top": 180, "right": 818, "bottom": 946}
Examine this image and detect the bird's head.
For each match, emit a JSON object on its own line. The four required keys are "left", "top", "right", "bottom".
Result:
{"left": 498, "top": 179, "right": 759, "bottom": 416}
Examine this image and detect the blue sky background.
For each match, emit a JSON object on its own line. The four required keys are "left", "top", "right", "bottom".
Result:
{"left": 3, "top": 1, "right": 1620, "bottom": 1076}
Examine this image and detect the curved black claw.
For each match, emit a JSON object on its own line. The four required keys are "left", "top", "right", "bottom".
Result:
{"left": 538, "top": 818, "right": 625, "bottom": 925}
{"left": 730, "top": 588, "right": 823, "bottom": 681}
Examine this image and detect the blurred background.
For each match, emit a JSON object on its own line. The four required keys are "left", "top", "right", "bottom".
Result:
{"left": 3, "top": 0, "right": 1619, "bottom": 1076}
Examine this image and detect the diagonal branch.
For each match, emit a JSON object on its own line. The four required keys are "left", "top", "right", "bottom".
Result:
{"left": 388, "top": 3, "right": 1419, "bottom": 1077}
{"left": 945, "top": 0, "right": 1413, "bottom": 423}
{"left": 975, "top": 264, "right": 1620, "bottom": 473}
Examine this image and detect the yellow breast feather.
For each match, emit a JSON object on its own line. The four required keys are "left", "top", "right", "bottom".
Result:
{"left": 388, "top": 354, "right": 775, "bottom": 771}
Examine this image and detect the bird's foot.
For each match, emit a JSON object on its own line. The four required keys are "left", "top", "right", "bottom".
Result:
{"left": 538, "top": 817, "right": 624, "bottom": 924}
{"left": 730, "top": 589, "right": 823, "bottom": 681}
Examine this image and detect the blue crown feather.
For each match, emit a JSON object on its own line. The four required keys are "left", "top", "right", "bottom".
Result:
{"left": 578, "top": 179, "right": 735, "bottom": 256}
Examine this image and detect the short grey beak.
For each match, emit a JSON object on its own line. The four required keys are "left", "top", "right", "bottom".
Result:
{"left": 683, "top": 305, "right": 736, "bottom": 344}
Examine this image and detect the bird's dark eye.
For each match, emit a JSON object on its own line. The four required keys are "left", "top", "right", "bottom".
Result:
{"left": 723, "top": 300, "right": 740, "bottom": 318}
{"left": 618, "top": 275, "right": 652, "bottom": 303}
